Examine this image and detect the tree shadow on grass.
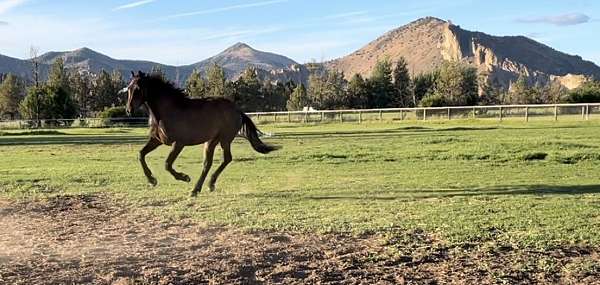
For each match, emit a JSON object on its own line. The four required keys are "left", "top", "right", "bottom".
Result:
{"left": 246, "top": 185, "right": 600, "bottom": 202}
{"left": 0, "top": 135, "right": 147, "bottom": 146}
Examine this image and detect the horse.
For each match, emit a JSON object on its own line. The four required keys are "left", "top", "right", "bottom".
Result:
{"left": 122, "top": 71, "right": 278, "bottom": 197}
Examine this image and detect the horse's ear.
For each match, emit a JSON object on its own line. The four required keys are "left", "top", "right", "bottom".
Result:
{"left": 131, "top": 71, "right": 135, "bottom": 78}
{"left": 138, "top": 70, "right": 145, "bottom": 77}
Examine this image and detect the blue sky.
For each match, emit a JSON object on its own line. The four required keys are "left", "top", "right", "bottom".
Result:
{"left": 0, "top": 0, "right": 599, "bottom": 65}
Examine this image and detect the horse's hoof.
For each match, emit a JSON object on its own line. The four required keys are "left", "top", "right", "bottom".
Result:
{"left": 176, "top": 174, "right": 191, "bottom": 183}
{"left": 209, "top": 184, "right": 216, "bottom": 192}
{"left": 191, "top": 190, "right": 199, "bottom": 197}
{"left": 148, "top": 177, "right": 158, "bottom": 187}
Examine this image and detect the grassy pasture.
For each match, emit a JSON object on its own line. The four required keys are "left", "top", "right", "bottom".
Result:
{"left": 1, "top": 119, "right": 600, "bottom": 250}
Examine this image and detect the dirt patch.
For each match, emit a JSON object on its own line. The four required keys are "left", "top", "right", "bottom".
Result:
{"left": 0, "top": 195, "right": 599, "bottom": 285}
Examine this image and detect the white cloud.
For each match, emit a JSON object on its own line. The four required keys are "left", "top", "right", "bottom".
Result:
{"left": 517, "top": 13, "right": 591, "bottom": 26}
{"left": 0, "top": 0, "right": 27, "bottom": 14}
{"left": 113, "top": 0, "right": 156, "bottom": 11}
{"left": 323, "top": 11, "right": 369, "bottom": 20}
{"left": 162, "top": 0, "right": 288, "bottom": 20}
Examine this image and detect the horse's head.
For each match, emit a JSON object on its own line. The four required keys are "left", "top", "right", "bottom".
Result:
{"left": 122, "top": 71, "right": 146, "bottom": 116}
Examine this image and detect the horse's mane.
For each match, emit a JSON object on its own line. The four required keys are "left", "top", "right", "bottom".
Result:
{"left": 140, "top": 73, "right": 188, "bottom": 101}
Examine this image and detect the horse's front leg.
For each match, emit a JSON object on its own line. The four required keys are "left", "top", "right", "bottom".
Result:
{"left": 139, "top": 137, "right": 162, "bottom": 186}
{"left": 165, "top": 142, "right": 191, "bottom": 182}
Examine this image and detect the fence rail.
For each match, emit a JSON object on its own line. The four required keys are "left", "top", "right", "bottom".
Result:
{"left": 1, "top": 103, "right": 599, "bottom": 130}
{"left": 245, "top": 103, "right": 600, "bottom": 124}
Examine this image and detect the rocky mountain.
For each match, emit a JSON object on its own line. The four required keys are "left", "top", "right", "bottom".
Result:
{"left": 327, "top": 17, "right": 600, "bottom": 89}
{"left": 0, "top": 43, "right": 308, "bottom": 85}
{"left": 2, "top": 19, "right": 599, "bottom": 90}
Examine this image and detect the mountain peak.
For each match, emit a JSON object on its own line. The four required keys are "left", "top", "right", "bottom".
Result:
{"left": 224, "top": 42, "right": 254, "bottom": 52}
{"left": 412, "top": 16, "right": 446, "bottom": 25}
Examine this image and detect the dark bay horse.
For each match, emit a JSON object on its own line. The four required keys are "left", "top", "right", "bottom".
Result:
{"left": 123, "top": 71, "right": 277, "bottom": 197}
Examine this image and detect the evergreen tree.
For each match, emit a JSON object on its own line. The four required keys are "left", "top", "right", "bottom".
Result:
{"left": 91, "top": 70, "right": 122, "bottom": 112}
{"left": 0, "top": 74, "right": 25, "bottom": 119}
{"left": 69, "top": 70, "right": 93, "bottom": 116}
{"left": 392, "top": 57, "right": 413, "bottom": 107}
{"left": 20, "top": 85, "right": 49, "bottom": 120}
{"left": 370, "top": 58, "right": 395, "bottom": 108}
{"left": 286, "top": 84, "right": 310, "bottom": 111}
{"left": 206, "top": 64, "right": 228, "bottom": 98}
{"left": 307, "top": 72, "right": 326, "bottom": 109}
{"left": 185, "top": 69, "right": 208, "bottom": 98}
{"left": 233, "top": 68, "right": 263, "bottom": 111}
{"left": 48, "top": 58, "right": 69, "bottom": 90}
{"left": 323, "top": 70, "right": 346, "bottom": 109}
{"left": 347, "top": 74, "right": 369, "bottom": 109}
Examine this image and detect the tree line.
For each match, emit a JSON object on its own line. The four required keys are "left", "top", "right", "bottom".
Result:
{"left": 2, "top": 57, "right": 600, "bottom": 121}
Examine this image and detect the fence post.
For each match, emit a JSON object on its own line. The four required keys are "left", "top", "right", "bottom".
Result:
{"left": 304, "top": 112, "right": 308, "bottom": 123}
{"left": 379, "top": 110, "right": 383, "bottom": 121}
{"left": 472, "top": 107, "right": 476, "bottom": 119}
{"left": 274, "top": 113, "right": 277, "bottom": 123}
{"left": 423, "top": 108, "right": 427, "bottom": 121}
{"left": 288, "top": 112, "right": 291, "bottom": 123}
{"left": 499, "top": 106, "right": 503, "bottom": 122}
{"left": 339, "top": 112, "right": 343, "bottom": 123}
{"left": 582, "top": 106, "right": 586, "bottom": 120}
{"left": 358, "top": 111, "right": 362, "bottom": 123}
{"left": 554, "top": 105, "right": 558, "bottom": 121}
{"left": 399, "top": 109, "right": 403, "bottom": 121}
{"left": 525, "top": 107, "right": 529, "bottom": 122}
{"left": 321, "top": 112, "right": 324, "bottom": 122}
{"left": 586, "top": 104, "right": 590, "bottom": 120}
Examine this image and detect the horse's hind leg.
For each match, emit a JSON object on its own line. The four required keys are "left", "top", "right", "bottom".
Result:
{"left": 208, "top": 141, "right": 232, "bottom": 192}
{"left": 165, "top": 142, "right": 191, "bottom": 182}
{"left": 140, "top": 137, "right": 162, "bottom": 186}
{"left": 191, "top": 140, "right": 218, "bottom": 197}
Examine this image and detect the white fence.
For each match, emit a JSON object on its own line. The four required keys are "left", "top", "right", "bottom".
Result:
{"left": 246, "top": 103, "right": 600, "bottom": 124}
{"left": 1, "top": 103, "right": 599, "bottom": 129}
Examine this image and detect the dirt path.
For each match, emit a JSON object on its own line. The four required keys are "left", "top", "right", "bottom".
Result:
{"left": 0, "top": 195, "right": 598, "bottom": 284}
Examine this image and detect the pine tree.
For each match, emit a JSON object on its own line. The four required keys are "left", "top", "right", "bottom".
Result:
{"left": 0, "top": 74, "right": 25, "bottom": 119}
{"left": 45, "top": 58, "right": 78, "bottom": 118}
{"left": 287, "top": 84, "right": 309, "bottom": 111}
{"left": 370, "top": 58, "right": 395, "bottom": 108}
{"left": 392, "top": 57, "right": 413, "bottom": 107}
{"left": 91, "top": 70, "right": 122, "bottom": 111}
{"left": 206, "top": 64, "right": 228, "bottom": 98}
{"left": 347, "top": 74, "right": 369, "bottom": 109}
{"left": 69, "top": 70, "right": 93, "bottom": 116}
{"left": 185, "top": 69, "right": 208, "bottom": 98}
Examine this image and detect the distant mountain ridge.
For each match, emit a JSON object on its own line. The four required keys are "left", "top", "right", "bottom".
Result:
{"left": 0, "top": 43, "right": 308, "bottom": 85}
{"left": 327, "top": 17, "right": 600, "bottom": 89}
{"left": 1, "top": 17, "right": 600, "bottom": 90}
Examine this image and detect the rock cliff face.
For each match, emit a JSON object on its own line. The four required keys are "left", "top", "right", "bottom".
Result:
{"left": 328, "top": 17, "right": 600, "bottom": 89}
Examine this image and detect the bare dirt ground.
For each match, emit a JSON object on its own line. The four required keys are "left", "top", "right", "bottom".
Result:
{"left": 1, "top": 195, "right": 599, "bottom": 285}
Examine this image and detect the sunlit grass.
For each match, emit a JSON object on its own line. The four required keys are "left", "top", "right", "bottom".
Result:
{"left": 1, "top": 119, "right": 600, "bottom": 248}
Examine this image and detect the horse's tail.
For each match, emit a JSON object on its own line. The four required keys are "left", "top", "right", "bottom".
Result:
{"left": 240, "top": 113, "right": 279, "bottom": 154}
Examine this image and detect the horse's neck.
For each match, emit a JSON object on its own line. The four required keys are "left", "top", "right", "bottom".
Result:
{"left": 146, "top": 96, "right": 172, "bottom": 123}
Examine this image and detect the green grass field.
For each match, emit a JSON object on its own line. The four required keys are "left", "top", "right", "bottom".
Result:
{"left": 2, "top": 120, "right": 600, "bottom": 250}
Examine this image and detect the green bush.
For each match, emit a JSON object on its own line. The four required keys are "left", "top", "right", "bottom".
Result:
{"left": 566, "top": 81, "right": 600, "bottom": 103}
{"left": 420, "top": 93, "right": 446, "bottom": 107}
{"left": 99, "top": 106, "right": 146, "bottom": 118}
